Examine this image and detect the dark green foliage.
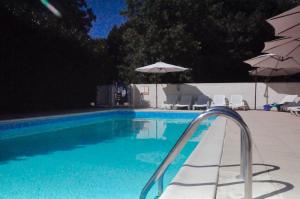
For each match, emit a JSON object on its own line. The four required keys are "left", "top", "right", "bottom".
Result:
{"left": 109, "top": 0, "right": 300, "bottom": 83}
{"left": 1, "top": 0, "right": 300, "bottom": 114}
{"left": 0, "top": 0, "right": 107, "bottom": 114}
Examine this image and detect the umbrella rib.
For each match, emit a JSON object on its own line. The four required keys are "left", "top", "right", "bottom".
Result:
{"left": 286, "top": 44, "right": 300, "bottom": 57}
{"left": 282, "top": 56, "right": 294, "bottom": 61}
{"left": 277, "top": 22, "right": 300, "bottom": 35}
{"left": 252, "top": 56, "right": 272, "bottom": 66}
{"left": 270, "top": 55, "right": 281, "bottom": 60}
{"left": 264, "top": 39, "right": 294, "bottom": 51}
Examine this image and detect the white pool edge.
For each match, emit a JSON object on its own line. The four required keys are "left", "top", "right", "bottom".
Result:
{"left": 160, "top": 117, "right": 227, "bottom": 199}
{"left": 0, "top": 109, "right": 202, "bottom": 123}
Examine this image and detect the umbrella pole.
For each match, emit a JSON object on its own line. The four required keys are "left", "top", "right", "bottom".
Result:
{"left": 254, "top": 70, "right": 257, "bottom": 110}
{"left": 155, "top": 74, "right": 158, "bottom": 108}
{"left": 264, "top": 79, "right": 269, "bottom": 105}
{"left": 254, "top": 78, "right": 257, "bottom": 110}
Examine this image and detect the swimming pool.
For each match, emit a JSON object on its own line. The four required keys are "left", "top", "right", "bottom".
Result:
{"left": 0, "top": 110, "right": 212, "bottom": 199}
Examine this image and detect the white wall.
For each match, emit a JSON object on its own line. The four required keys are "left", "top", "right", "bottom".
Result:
{"left": 132, "top": 83, "right": 300, "bottom": 109}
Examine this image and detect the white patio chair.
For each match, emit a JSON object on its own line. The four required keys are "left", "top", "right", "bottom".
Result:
{"left": 281, "top": 100, "right": 300, "bottom": 111}
{"left": 289, "top": 107, "right": 300, "bottom": 116}
{"left": 174, "top": 95, "right": 193, "bottom": 110}
{"left": 211, "top": 95, "right": 227, "bottom": 107}
{"left": 229, "top": 95, "right": 247, "bottom": 110}
{"left": 274, "top": 95, "right": 298, "bottom": 111}
{"left": 161, "top": 94, "right": 178, "bottom": 109}
{"left": 192, "top": 95, "right": 210, "bottom": 110}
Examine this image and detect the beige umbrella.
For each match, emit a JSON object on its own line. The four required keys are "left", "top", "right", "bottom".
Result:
{"left": 262, "top": 37, "right": 300, "bottom": 63}
{"left": 249, "top": 67, "right": 300, "bottom": 76}
{"left": 244, "top": 53, "right": 300, "bottom": 69}
{"left": 249, "top": 67, "right": 300, "bottom": 105}
{"left": 267, "top": 5, "right": 300, "bottom": 37}
{"left": 135, "top": 62, "right": 189, "bottom": 108}
{"left": 244, "top": 53, "right": 300, "bottom": 109}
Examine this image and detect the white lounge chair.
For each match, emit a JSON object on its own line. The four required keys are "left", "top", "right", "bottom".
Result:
{"left": 281, "top": 100, "right": 300, "bottom": 111}
{"left": 174, "top": 95, "right": 193, "bottom": 110}
{"left": 211, "top": 95, "right": 227, "bottom": 107}
{"left": 161, "top": 94, "right": 178, "bottom": 109}
{"left": 229, "top": 95, "right": 247, "bottom": 110}
{"left": 192, "top": 95, "right": 210, "bottom": 110}
{"left": 274, "top": 95, "right": 298, "bottom": 111}
{"left": 289, "top": 107, "right": 300, "bottom": 116}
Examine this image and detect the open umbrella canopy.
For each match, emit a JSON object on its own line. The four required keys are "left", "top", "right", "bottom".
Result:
{"left": 263, "top": 37, "right": 300, "bottom": 63}
{"left": 135, "top": 62, "right": 189, "bottom": 73}
{"left": 249, "top": 67, "right": 300, "bottom": 77}
{"left": 244, "top": 53, "right": 300, "bottom": 69}
{"left": 135, "top": 62, "right": 189, "bottom": 108}
{"left": 267, "top": 5, "right": 300, "bottom": 38}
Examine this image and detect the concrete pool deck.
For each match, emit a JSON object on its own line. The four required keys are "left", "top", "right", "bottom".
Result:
{"left": 217, "top": 110, "right": 300, "bottom": 199}
{"left": 158, "top": 110, "right": 299, "bottom": 199}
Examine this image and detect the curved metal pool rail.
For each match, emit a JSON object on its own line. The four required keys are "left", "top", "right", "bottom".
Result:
{"left": 139, "top": 107, "right": 253, "bottom": 199}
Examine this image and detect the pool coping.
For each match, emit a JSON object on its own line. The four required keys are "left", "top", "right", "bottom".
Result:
{"left": 0, "top": 108, "right": 202, "bottom": 123}
{"left": 160, "top": 117, "right": 227, "bottom": 199}
{"left": 0, "top": 108, "right": 203, "bottom": 124}
{"left": 0, "top": 109, "right": 202, "bottom": 132}
{"left": 0, "top": 109, "right": 205, "bottom": 140}
{"left": 0, "top": 109, "right": 126, "bottom": 123}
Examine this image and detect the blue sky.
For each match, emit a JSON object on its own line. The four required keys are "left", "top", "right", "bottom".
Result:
{"left": 86, "top": 0, "right": 126, "bottom": 38}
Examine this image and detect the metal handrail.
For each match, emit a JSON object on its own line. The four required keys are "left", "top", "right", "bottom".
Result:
{"left": 139, "top": 107, "right": 252, "bottom": 199}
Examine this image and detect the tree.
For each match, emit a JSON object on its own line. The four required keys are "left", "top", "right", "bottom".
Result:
{"left": 110, "top": 0, "right": 300, "bottom": 83}
{"left": 1, "top": 0, "right": 96, "bottom": 40}
{"left": 0, "top": 0, "right": 109, "bottom": 114}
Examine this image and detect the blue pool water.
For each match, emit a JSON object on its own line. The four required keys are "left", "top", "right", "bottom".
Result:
{"left": 0, "top": 110, "right": 212, "bottom": 199}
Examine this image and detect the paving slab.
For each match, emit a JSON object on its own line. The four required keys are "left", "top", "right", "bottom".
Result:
{"left": 160, "top": 118, "right": 226, "bottom": 199}
{"left": 217, "top": 110, "right": 300, "bottom": 199}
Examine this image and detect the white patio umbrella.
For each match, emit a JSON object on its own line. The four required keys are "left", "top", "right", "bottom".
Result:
{"left": 262, "top": 37, "right": 300, "bottom": 63}
{"left": 135, "top": 62, "right": 189, "bottom": 108}
{"left": 267, "top": 5, "right": 300, "bottom": 38}
{"left": 135, "top": 62, "right": 189, "bottom": 73}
